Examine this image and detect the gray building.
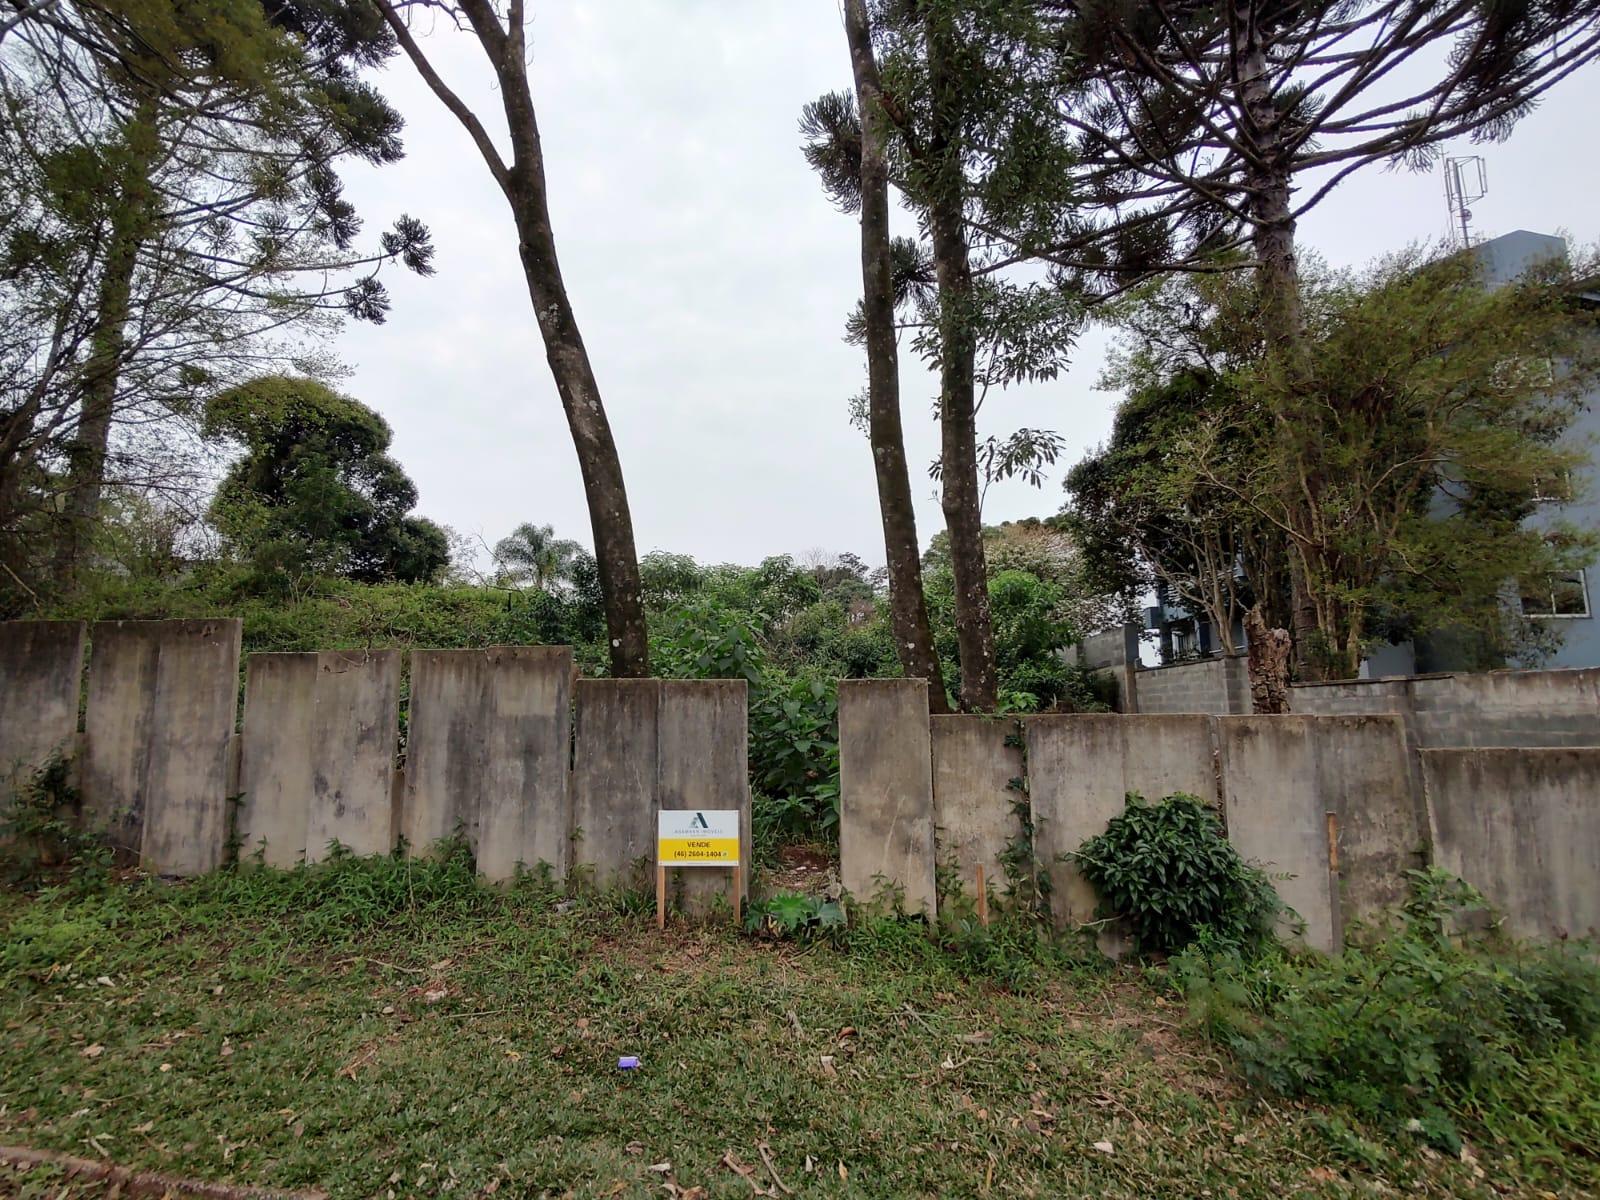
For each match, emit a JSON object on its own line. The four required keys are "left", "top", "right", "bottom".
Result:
{"left": 1455, "top": 230, "right": 1599, "bottom": 670}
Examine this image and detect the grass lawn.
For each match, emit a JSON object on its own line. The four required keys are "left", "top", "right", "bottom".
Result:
{"left": 0, "top": 856, "right": 1590, "bottom": 1200}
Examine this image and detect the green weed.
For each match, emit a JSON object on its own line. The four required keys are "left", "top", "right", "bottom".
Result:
{"left": 1172, "top": 868, "right": 1600, "bottom": 1186}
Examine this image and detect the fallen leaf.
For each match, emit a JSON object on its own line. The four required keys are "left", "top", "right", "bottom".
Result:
{"left": 1093, "top": 1141, "right": 1114, "bottom": 1155}
{"left": 132, "top": 1121, "right": 155, "bottom": 1135}
{"left": 504, "top": 1050, "right": 522, "bottom": 1062}
{"left": 837, "top": 1161, "right": 848, "bottom": 1182}
{"left": 219, "top": 1039, "right": 233, "bottom": 1058}
{"left": 422, "top": 987, "right": 448, "bottom": 1004}
{"left": 159, "top": 1063, "right": 172, "bottom": 1073}
{"left": 80, "top": 1044, "right": 104, "bottom": 1059}
{"left": 625, "top": 1141, "right": 644, "bottom": 1156}
{"left": 958, "top": 1031, "right": 992, "bottom": 1044}
{"left": 647, "top": 1162, "right": 673, "bottom": 1174}
{"left": 818, "top": 1055, "right": 837, "bottom": 1079}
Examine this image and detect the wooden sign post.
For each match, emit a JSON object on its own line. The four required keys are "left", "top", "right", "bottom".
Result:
{"left": 656, "top": 809, "right": 742, "bottom": 929}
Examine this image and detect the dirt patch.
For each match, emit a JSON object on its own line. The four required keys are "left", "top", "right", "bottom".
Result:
{"left": 761, "top": 843, "right": 838, "bottom": 898}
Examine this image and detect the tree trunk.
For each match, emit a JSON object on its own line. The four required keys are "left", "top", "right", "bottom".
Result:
{"left": 843, "top": 0, "right": 948, "bottom": 712}
{"left": 506, "top": 209, "right": 648, "bottom": 677}
{"left": 924, "top": 11, "right": 997, "bottom": 712}
{"left": 53, "top": 103, "right": 158, "bottom": 589}
{"left": 457, "top": 0, "right": 649, "bottom": 676}
{"left": 1244, "top": 605, "right": 1291, "bottom": 714}
{"left": 1235, "top": 7, "right": 1323, "bottom": 680}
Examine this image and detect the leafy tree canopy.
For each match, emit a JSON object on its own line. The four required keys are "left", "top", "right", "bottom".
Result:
{"left": 1066, "top": 245, "right": 1600, "bottom": 674}
{"left": 203, "top": 375, "right": 447, "bottom": 588}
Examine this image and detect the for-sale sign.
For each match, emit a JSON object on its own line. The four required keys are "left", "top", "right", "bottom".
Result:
{"left": 657, "top": 809, "right": 740, "bottom": 867}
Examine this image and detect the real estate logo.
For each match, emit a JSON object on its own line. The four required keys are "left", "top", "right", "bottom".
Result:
{"left": 657, "top": 809, "right": 739, "bottom": 866}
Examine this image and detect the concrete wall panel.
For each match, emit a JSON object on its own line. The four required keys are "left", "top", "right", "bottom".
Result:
{"left": 1026, "top": 715, "right": 1217, "bottom": 940}
{"left": 479, "top": 646, "right": 573, "bottom": 881}
{"left": 931, "top": 716, "right": 1023, "bottom": 907}
{"left": 405, "top": 646, "right": 573, "bottom": 881}
{"left": 83, "top": 620, "right": 241, "bottom": 875}
{"left": 1218, "top": 717, "right": 1337, "bottom": 952}
{"left": 81, "top": 623, "right": 160, "bottom": 858}
{"left": 1423, "top": 748, "right": 1600, "bottom": 942}
{"left": 306, "top": 650, "right": 399, "bottom": 862}
{"left": 237, "top": 654, "right": 318, "bottom": 868}
{"left": 571, "top": 678, "right": 659, "bottom": 891}
{"left": 403, "top": 649, "right": 482, "bottom": 855}
{"left": 1313, "top": 716, "right": 1421, "bottom": 933}
{"left": 0, "top": 621, "right": 85, "bottom": 796}
{"left": 659, "top": 679, "right": 749, "bottom": 912}
{"left": 838, "top": 679, "right": 936, "bottom": 915}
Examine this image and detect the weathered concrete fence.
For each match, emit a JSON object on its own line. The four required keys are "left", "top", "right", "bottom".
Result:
{"left": 0, "top": 621, "right": 748, "bottom": 906}
{"left": 838, "top": 680, "right": 1597, "bottom": 950}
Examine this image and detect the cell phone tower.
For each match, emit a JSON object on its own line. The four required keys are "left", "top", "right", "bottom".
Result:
{"left": 1443, "top": 155, "right": 1488, "bottom": 249}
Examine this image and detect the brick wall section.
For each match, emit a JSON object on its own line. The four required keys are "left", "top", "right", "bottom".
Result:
{"left": 1133, "top": 655, "right": 1251, "bottom": 715}
{"left": 1078, "top": 624, "right": 1138, "bottom": 670}
{"left": 1075, "top": 623, "right": 1141, "bottom": 712}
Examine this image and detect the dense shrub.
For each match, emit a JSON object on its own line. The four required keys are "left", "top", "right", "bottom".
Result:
{"left": 749, "top": 675, "right": 839, "bottom": 834}
{"left": 1173, "top": 869, "right": 1600, "bottom": 1167}
{"left": 927, "top": 566, "right": 1104, "bottom": 712}
{"left": 1072, "top": 792, "right": 1281, "bottom": 956}
{"left": 57, "top": 567, "right": 601, "bottom": 662}
{"left": 646, "top": 596, "right": 841, "bottom": 847}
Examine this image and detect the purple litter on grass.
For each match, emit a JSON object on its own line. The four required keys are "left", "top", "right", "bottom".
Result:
{"left": 618, "top": 1056, "right": 640, "bottom": 1070}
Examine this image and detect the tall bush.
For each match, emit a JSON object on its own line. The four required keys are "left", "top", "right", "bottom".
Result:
{"left": 1072, "top": 792, "right": 1281, "bottom": 957}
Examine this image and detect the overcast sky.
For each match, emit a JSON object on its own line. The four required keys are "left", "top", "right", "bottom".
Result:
{"left": 336, "top": 4, "right": 1600, "bottom": 571}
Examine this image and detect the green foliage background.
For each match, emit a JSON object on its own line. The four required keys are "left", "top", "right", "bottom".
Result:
{"left": 47, "top": 540, "right": 1105, "bottom": 850}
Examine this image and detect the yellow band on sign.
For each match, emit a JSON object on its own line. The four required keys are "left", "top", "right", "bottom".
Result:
{"left": 658, "top": 836, "right": 740, "bottom": 864}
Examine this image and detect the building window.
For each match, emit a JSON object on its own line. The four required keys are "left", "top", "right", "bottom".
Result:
{"left": 1530, "top": 468, "right": 1575, "bottom": 504}
{"left": 1492, "top": 355, "right": 1555, "bottom": 391}
{"left": 1521, "top": 569, "right": 1592, "bottom": 618}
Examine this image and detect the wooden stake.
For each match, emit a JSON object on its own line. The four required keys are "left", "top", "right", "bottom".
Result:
{"left": 656, "top": 863, "right": 667, "bottom": 931}
{"left": 975, "top": 864, "right": 989, "bottom": 926}
{"left": 1325, "top": 812, "right": 1340, "bottom": 874}
{"left": 732, "top": 864, "right": 742, "bottom": 927}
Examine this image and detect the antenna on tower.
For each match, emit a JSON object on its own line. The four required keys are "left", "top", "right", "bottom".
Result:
{"left": 1443, "top": 155, "right": 1488, "bottom": 249}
